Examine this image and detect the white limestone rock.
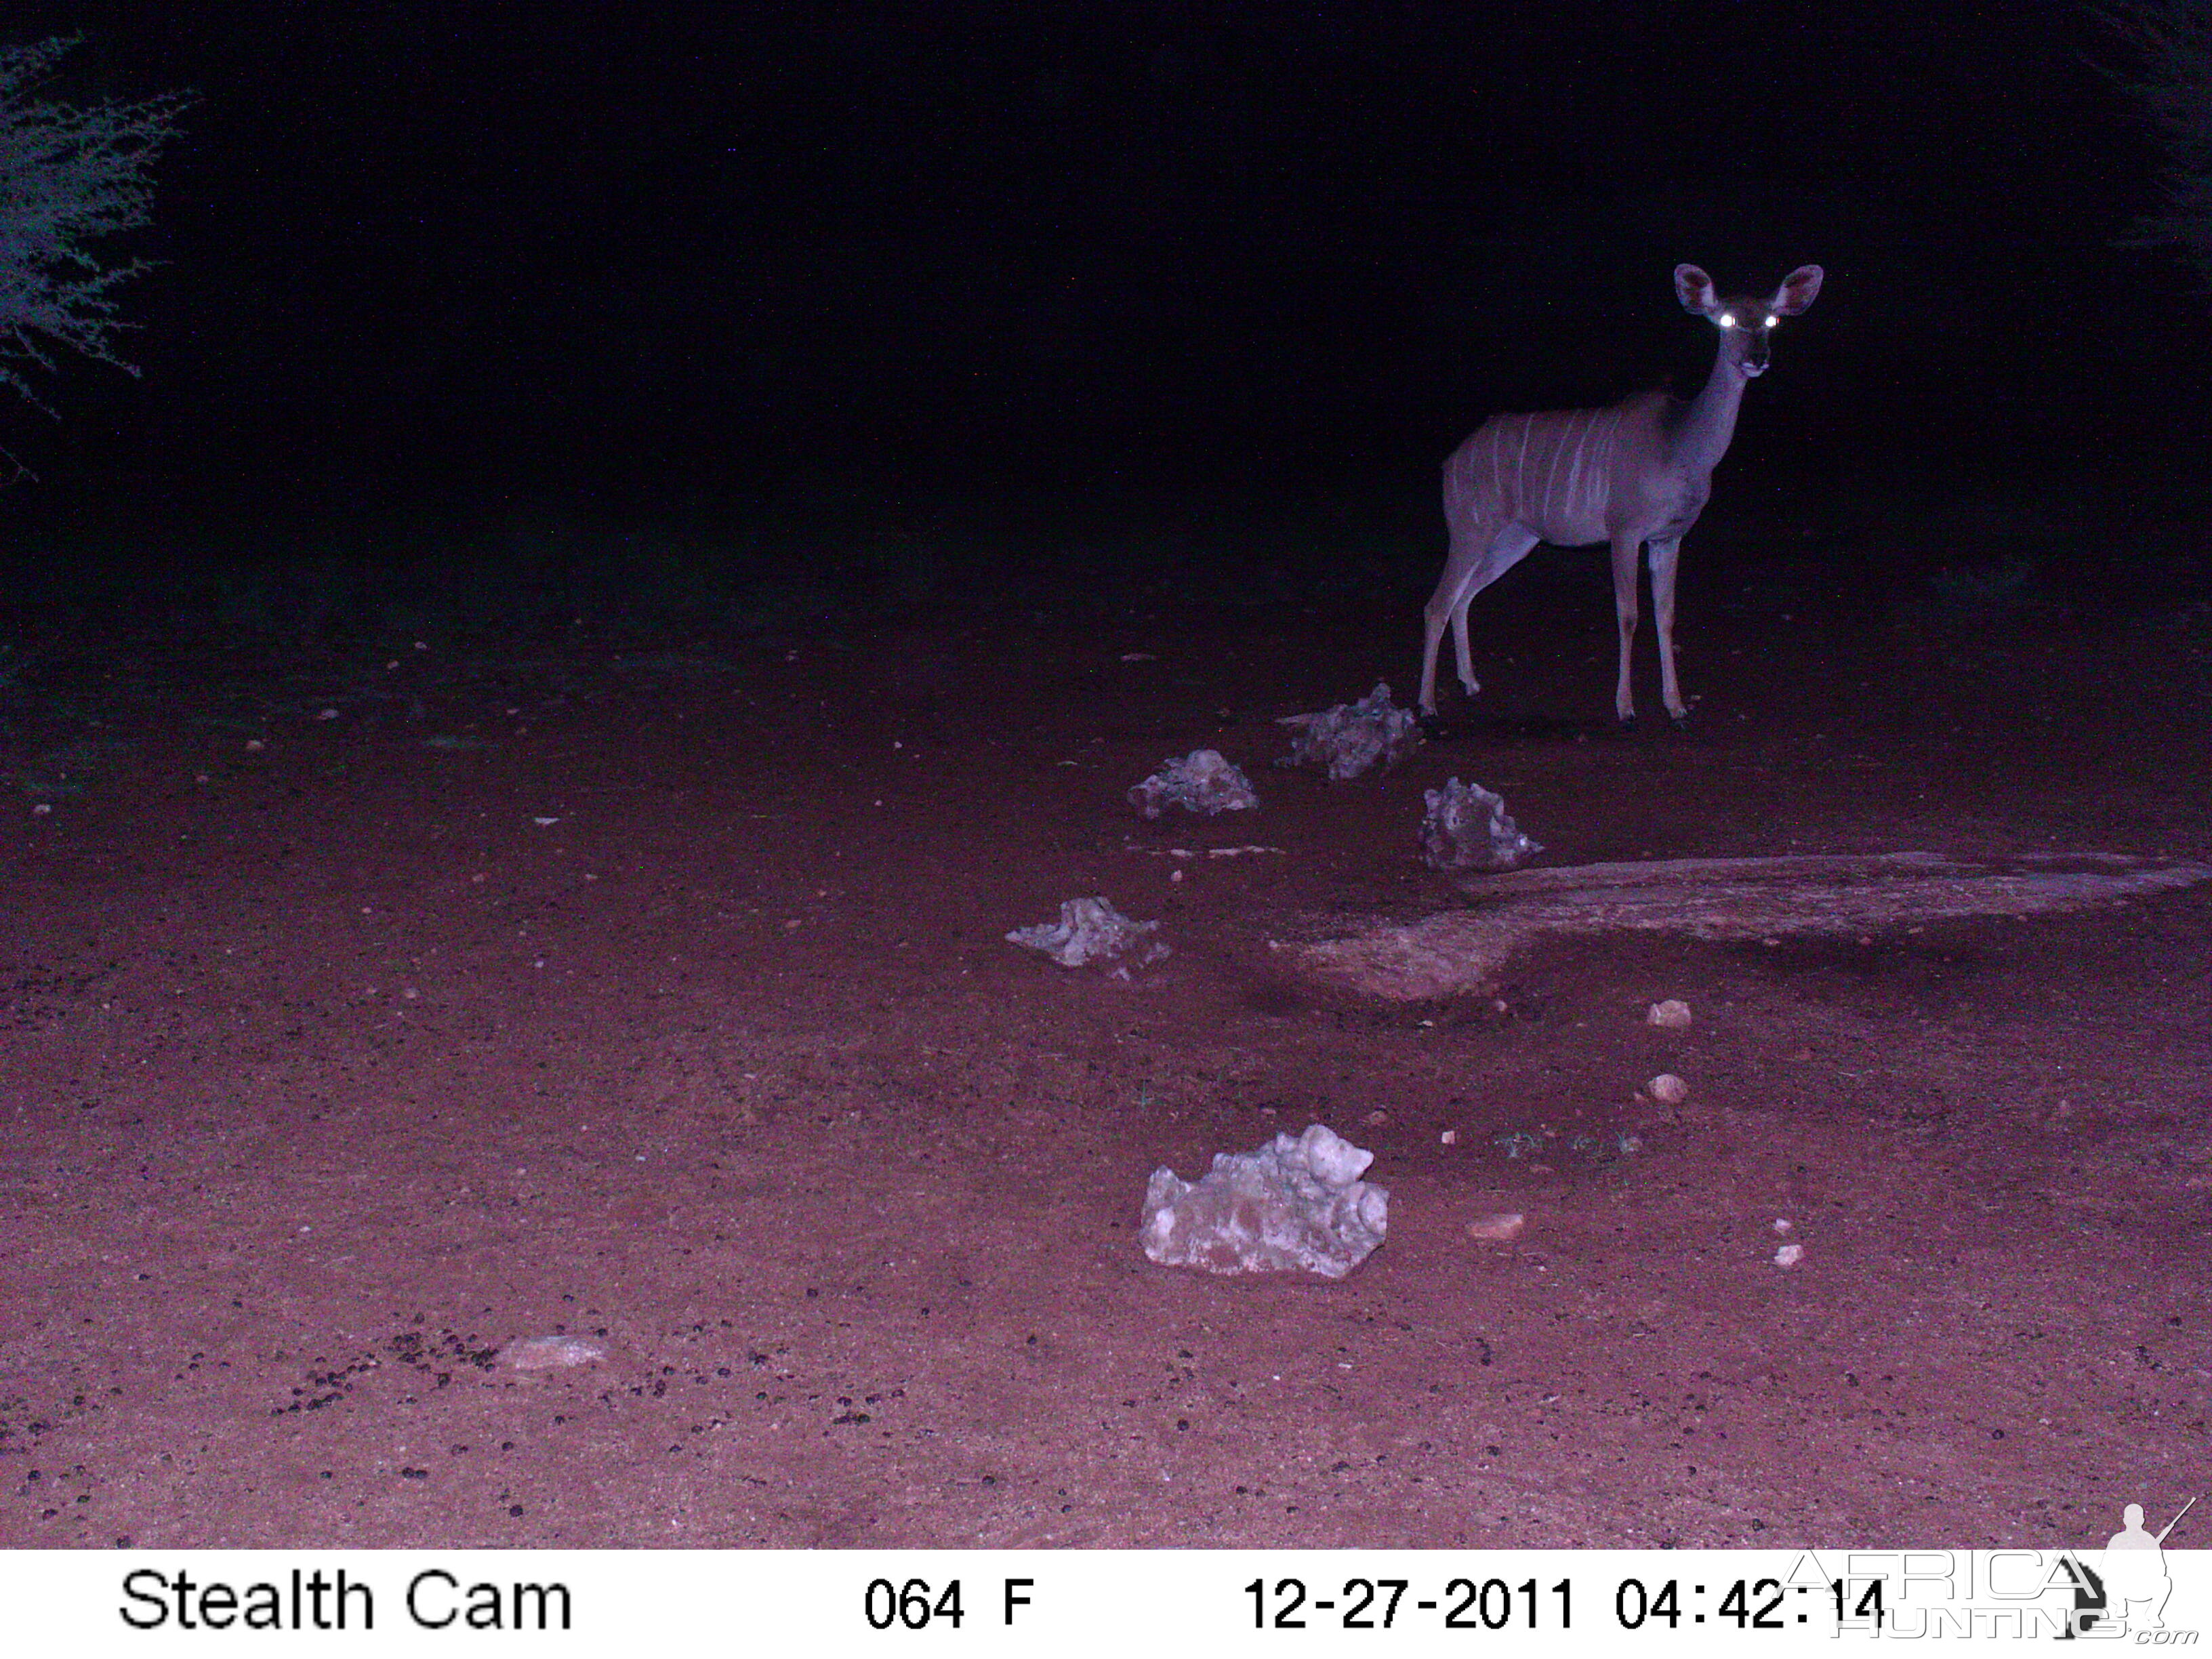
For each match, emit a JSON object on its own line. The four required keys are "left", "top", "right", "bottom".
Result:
{"left": 1007, "top": 897, "right": 1169, "bottom": 972}
{"left": 1276, "top": 682, "right": 1423, "bottom": 781}
{"left": 1128, "top": 748, "right": 1261, "bottom": 819}
{"left": 1466, "top": 1211, "right": 1526, "bottom": 1242}
{"left": 1420, "top": 777, "right": 1541, "bottom": 872}
{"left": 1141, "top": 1123, "right": 1389, "bottom": 1279}
{"left": 499, "top": 1336, "right": 605, "bottom": 1370}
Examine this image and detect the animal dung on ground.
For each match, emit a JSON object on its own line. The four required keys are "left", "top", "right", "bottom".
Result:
{"left": 1647, "top": 998, "right": 1694, "bottom": 1028}
{"left": 1420, "top": 778, "right": 1542, "bottom": 872}
{"left": 1006, "top": 897, "right": 1170, "bottom": 972}
{"left": 1645, "top": 1073, "right": 1690, "bottom": 1107}
{"left": 1141, "top": 1122, "right": 1389, "bottom": 1279}
{"left": 499, "top": 1336, "right": 606, "bottom": 1370}
{"left": 1275, "top": 682, "right": 1424, "bottom": 781}
{"left": 1128, "top": 748, "right": 1261, "bottom": 819}
{"left": 1124, "top": 844, "right": 1286, "bottom": 859}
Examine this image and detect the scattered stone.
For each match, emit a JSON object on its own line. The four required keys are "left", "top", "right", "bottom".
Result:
{"left": 1439, "top": 1128, "right": 1459, "bottom": 1146}
{"left": 500, "top": 1336, "right": 606, "bottom": 1370}
{"left": 1128, "top": 749, "right": 1260, "bottom": 819}
{"left": 1774, "top": 1243, "right": 1805, "bottom": 1269}
{"left": 1419, "top": 778, "right": 1542, "bottom": 872}
{"left": 1773, "top": 1218, "right": 1794, "bottom": 1234}
{"left": 1006, "top": 897, "right": 1169, "bottom": 972}
{"left": 1645, "top": 1073, "right": 1690, "bottom": 1107}
{"left": 1141, "top": 1123, "right": 1389, "bottom": 1279}
{"left": 1466, "top": 1211, "right": 1525, "bottom": 1242}
{"left": 1647, "top": 998, "right": 1694, "bottom": 1029}
{"left": 1275, "top": 682, "right": 1422, "bottom": 781}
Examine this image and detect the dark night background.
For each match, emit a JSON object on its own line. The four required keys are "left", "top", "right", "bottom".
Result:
{"left": 3, "top": 1, "right": 2204, "bottom": 619}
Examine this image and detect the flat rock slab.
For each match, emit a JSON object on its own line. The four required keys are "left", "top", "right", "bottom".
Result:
{"left": 1293, "top": 851, "right": 2212, "bottom": 1002}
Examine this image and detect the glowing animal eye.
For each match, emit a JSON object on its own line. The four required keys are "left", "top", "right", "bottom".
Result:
{"left": 1763, "top": 314, "right": 1779, "bottom": 329}
{"left": 1718, "top": 311, "right": 1736, "bottom": 329}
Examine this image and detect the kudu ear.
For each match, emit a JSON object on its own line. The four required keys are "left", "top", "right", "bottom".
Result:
{"left": 1770, "top": 265, "right": 1823, "bottom": 315}
{"left": 1674, "top": 264, "right": 1718, "bottom": 316}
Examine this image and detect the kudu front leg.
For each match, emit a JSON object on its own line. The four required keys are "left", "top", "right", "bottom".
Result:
{"left": 1450, "top": 598, "right": 1477, "bottom": 699}
{"left": 1610, "top": 533, "right": 1642, "bottom": 726}
{"left": 1648, "top": 536, "right": 1689, "bottom": 725}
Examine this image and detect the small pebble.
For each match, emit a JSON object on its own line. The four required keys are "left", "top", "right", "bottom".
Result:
{"left": 1467, "top": 1212, "right": 1525, "bottom": 1242}
{"left": 1646, "top": 999, "right": 1693, "bottom": 1029}
{"left": 1774, "top": 1244, "right": 1805, "bottom": 1269}
{"left": 1646, "top": 1073, "right": 1690, "bottom": 1107}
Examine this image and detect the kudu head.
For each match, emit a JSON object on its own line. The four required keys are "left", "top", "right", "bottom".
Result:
{"left": 1674, "top": 264, "right": 1823, "bottom": 379}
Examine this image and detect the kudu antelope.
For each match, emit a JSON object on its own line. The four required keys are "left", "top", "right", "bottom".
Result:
{"left": 1417, "top": 263, "right": 1823, "bottom": 727}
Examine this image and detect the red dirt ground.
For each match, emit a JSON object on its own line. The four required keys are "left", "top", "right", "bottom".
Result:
{"left": 3, "top": 577, "right": 2208, "bottom": 1549}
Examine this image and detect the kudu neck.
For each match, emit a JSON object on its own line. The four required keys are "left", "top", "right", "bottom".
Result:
{"left": 1667, "top": 336, "right": 1754, "bottom": 470}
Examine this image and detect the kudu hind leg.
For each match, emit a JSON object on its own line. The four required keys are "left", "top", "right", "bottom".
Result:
{"left": 1418, "top": 531, "right": 1492, "bottom": 716}
{"left": 1420, "top": 523, "right": 1540, "bottom": 718}
{"left": 1416, "top": 579, "right": 1461, "bottom": 717}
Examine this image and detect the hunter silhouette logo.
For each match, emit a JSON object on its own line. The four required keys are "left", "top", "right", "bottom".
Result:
{"left": 2089, "top": 1496, "right": 2196, "bottom": 1635}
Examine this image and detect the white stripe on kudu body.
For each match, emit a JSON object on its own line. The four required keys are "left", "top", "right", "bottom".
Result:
{"left": 1418, "top": 263, "right": 1823, "bottom": 726}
